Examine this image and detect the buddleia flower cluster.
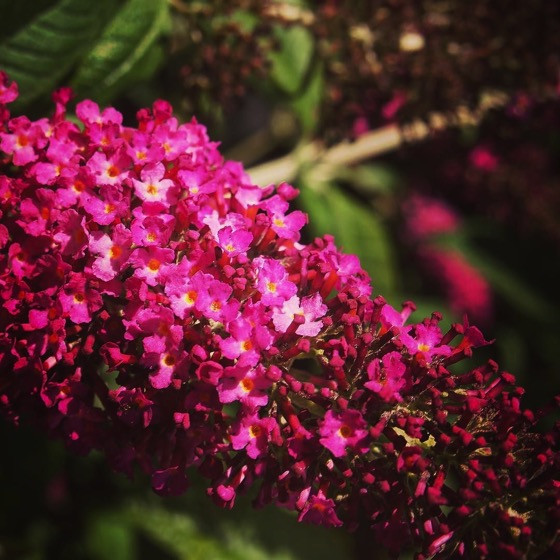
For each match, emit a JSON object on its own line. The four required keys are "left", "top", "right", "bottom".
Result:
{"left": 0, "top": 73, "right": 558, "bottom": 559}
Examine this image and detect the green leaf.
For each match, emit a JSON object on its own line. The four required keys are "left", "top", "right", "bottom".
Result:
{"left": 86, "top": 513, "right": 135, "bottom": 560}
{"left": 269, "top": 25, "right": 314, "bottom": 95}
{"left": 70, "top": 0, "right": 170, "bottom": 103}
{"left": 297, "top": 179, "right": 398, "bottom": 299}
{"left": 341, "top": 163, "right": 401, "bottom": 195}
{"left": 125, "top": 501, "right": 276, "bottom": 560}
{"left": 0, "top": 0, "right": 56, "bottom": 42}
{"left": 0, "top": 0, "right": 115, "bottom": 109}
{"left": 290, "top": 60, "right": 324, "bottom": 135}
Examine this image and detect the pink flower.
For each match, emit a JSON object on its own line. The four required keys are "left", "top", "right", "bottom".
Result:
{"left": 165, "top": 270, "right": 212, "bottom": 319}
{"left": 53, "top": 209, "right": 88, "bottom": 258}
{"left": 88, "top": 224, "right": 133, "bottom": 281}
{"left": 261, "top": 195, "right": 307, "bottom": 240}
{"left": 0, "top": 71, "right": 18, "bottom": 104}
{"left": 254, "top": 256, "right": 297, "bottom": 306}
{"left": 130, "top": 210, "right": 175, "bottom": 247}
{"left": 0, "top": 115, "right": 48, "bottom": 165}
{"left": 82, "top": 186, "right": 130, "bottom": 226}
{"left": 1, "top": 75, "right": 556, "bottom": 559}
{"left": 401, "top": 322, "right": 452, "bottom": 361}
{"left": 318, "top": 409, "right": 369, "bottom": 458}
{"left": 403, "top": 194, "right": 460, "bottom": 240}
{"left": 365, "top": 351, "right": 408, "bottom": 402}
{"left": 132, "top": 161, "right": 178, "bottom": 205}
{"left": 219, "top": 316, "right": 272, "bottom": 367}
{"left": 129, "top": 247, "right": 175, "bottom": 287}
{"left": 58, "top": 273, "right": 102, "bottom": 324}
{"left": 298, "top": 489, "right": 343, "bottom": 527}
{"left": 142, "top": 346, "right": 188, "bottom": 389}
{"left": 217, "top": 364, "right": 272, "bottom": 409}
{"left": 419, "top": 247, "right": 493, "bottom": 325}
{"left": 470, "top": 146, "right": 499, "bottom": 171}
{"left": 76, "top": 99, "right": 123, "bottom": 127}
{"left": 195, "top": 276, "right": 238, "bottom": 323}
{"left": 17, "top": 188, "right": 57, "bottom": 236}
{"left": 230, "top": 413, "right": 279, "bottom": 459}
{"left": 217, "top": 226, "right": 253, "bottom": 257}
{"left": 272, "top": 293, "right": 327, "bottom": 336}
{"left": 85, "top": 148, "right": 131, "bottom": 186}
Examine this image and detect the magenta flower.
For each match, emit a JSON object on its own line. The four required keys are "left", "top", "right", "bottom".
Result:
{"left": 365, "top": 351, "right": 408, "bottom": 402}
{"left": 219, "top": 315, "right": 272, "bottom": 367}
{"left": 131, "top": 211, "right": 174, "bottom": 247}
{"left": 217, "top": 226, "right": 253, "bottom": 257}
{"left": 272, "top": 293, "right": 327, "bottom": 336}
{"left": 230, "top": 413, "right": 279, "bottom": 459}
{"left": 53, "top": 210, "right": 88, "bottom": 258}
{"left": 82, "top": 186, "right": 129, "bottom": 226}
{"left": 129, "top": 247, "right": 174, "bottom": 287}
{"left": 85, "top": 148, "right": 131, "bottom": 187}
{"left": 58, "top": 272, "right": 102, "bottom": 324}
{"left": 400, "top": 322, "right": 452, "bottom": 362}
{"left": 217, "top": 364, "right": 272, "bottom": 409}
{"left": 0, "top": 71, "right": 18, "bottom": 104}
{"left": 132, "top": 161, "right": 178, "bottom": 205}
{"left": 318, "top": 409, "right": 369, "bottom": 458}
{"left": 297, "top": 489, "right": 343, "bottom": 527}
{"left": 0, "top": 115, "right": 48, "bottom": 165}
{"left": 88, "top": 224, "right": 132, "bottom": 281}
{"left": 469, "top": 145, "right": 499, "bottom": 171}
{"left": 166, "top": 270, "right": 212, "bottom": 319}
{"left": 254, "top": 256, "right": 297, "bottom": 306}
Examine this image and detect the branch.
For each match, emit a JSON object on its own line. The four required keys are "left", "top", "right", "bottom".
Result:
{"left": 246, "top": 91, "right": 509, "bottom": 187}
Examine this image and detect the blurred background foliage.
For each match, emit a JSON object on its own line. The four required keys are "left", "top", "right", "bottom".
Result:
{"left": 1, "top": 0, "right": 559, "bottom": 558}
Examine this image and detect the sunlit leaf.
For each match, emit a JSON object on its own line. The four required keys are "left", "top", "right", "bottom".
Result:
{"left": 341, "top": 163, "right": 401, "bottom": 195}
{"left": 125, "top": 501, "right": 295, "bottom": 560}
{"left": 269, "top": 25, "right": 314, "bottom": 95}
{"left": 86, "top": 513, "right": 135, "bottom": 560}
{"left": 290, "top": 60, "right": 324, "bottom": 135}
{"left": 0, "top": 0, "right": 115, "bottom": 109}
{"left": 71, "top": 0, "right": 169, "bottom": 103}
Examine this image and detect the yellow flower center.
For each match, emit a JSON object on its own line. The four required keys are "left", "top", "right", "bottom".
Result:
{"left": 241, "top": 378, "right": 254, "bottom": 392}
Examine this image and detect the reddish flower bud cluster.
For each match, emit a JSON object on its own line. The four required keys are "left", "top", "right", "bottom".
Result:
{"left": 1, "top": 73, "right": 558, "bottom": 559}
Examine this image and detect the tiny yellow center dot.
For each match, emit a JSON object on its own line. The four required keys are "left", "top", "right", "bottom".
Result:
{"left": 184, "top": 290, "right": 197, "bottom": 305}
{"left": 339, "top": 424, "right": 353, "bottom": 438}
{"left": 110, "top": 245, "right": 122, "bottom": 259}
{"left": 241, "top": 378, "right": 254, "bottom": 392}
{"left": 163, "top": 354, "right": 176, "bottom": 367}
{"left": 249, "top": 425, "right": 261, "bottom": 438}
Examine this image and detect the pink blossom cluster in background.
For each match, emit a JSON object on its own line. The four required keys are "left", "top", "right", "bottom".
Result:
{"left": 0, "top": 73, "right": 558, "bottom": 559}
{"left": 402, "top": 194, "right": 493, "bottom": 325}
